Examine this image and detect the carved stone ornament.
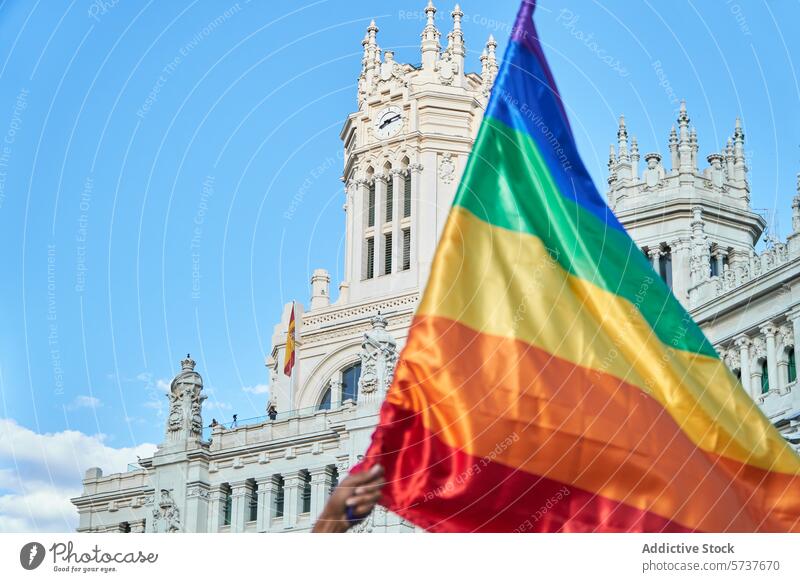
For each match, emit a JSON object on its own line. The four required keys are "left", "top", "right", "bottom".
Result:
{"left": 151, "top": 489, "right": 182, "bottom": 533}
{"left": 439, "top": 152, "right": 456, "bottom": 184}
{"left": 165, "top": 354, "right": 206, "bottom": 443}
{"left": 358, "top": 314, "right": 398, "bottom": 400}
{"left": 435, "top": 48, "right": 459, "bottom": 86}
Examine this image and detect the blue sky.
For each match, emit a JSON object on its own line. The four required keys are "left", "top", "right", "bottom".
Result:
{"left": 1, "top": 0, "right": 799, "bottom": 531}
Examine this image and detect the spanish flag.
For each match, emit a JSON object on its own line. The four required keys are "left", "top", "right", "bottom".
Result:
{"left": 283, "top": 303, "right": 296, "bottom": 377}
{"left": 357, "top": 0, "right": 800, "bottom": 532}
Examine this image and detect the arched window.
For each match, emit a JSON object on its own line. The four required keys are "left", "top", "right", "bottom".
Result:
{"left": 318, "top": 387, "right": 331, "bottom": 411}
{"left": 761, "top": 360, "right": 770, "bottom": 394}
{"left": 788, "top": 348, "right": 797, "bottom": 384}
{"left": 342, "top": 363, "right": 362, "bottom": 402}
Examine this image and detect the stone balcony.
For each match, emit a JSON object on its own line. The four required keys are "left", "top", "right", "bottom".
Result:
{"left": 208, "top": 401, "right": 357, "bottom": 452}
{"left": 689, "top": 239, "right": 796, "bottom": 307}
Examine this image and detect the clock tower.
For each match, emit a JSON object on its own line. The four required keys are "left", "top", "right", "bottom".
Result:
{"left": 338, "top": 2, "right": 497, "bottom": 303}
{"left": 267, "top": 2, "right": 496, "bottom": 426}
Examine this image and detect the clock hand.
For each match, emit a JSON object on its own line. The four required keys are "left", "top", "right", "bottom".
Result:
{"left": 379, "top": 114, "right": 401, "bottom": 130}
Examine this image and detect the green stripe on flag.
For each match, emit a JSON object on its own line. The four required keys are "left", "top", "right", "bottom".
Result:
{"left": 454, "top": 116, "right": 716, "bottom": 358}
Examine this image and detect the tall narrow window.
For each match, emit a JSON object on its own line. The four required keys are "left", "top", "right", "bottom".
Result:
{"left": 659, "top": 249, "right": 673, "bottom": 289}
{"left": 367, "top": 182, "right": 376, "bottom": 227}
{"left": 329, "top": 466, "right": 339, "bottom": 496}
{"left": 274, "top": 476, "right": 285, "bottom": 518}
{"left": 248, "top": 483, "right": 258, "bottom": 522}
{"left": 365, "top": 237, "right": 374, "bottom": 279}
{"left": 384, "top": 233, "right": 393, "bottom": 275}
{"left": 341, "top": 363, "right": 362, "bottom": 402}
{"left": 300, "top": 472, "right": 311, "bottom": 513}
{"left": 386, "top": 179, "right": 393, "bottom": 223}
{"left": 403, "top": 174, "right": 411, "bottom": 218}
{"left": 402, "top": 228, "right": 411, "bottom": 271}
{"left": 223, "top": 485, "right": 232, "bottom": 526}
{"left": 710, "top": 256, "right": 719, "bottom": 277}
{"left": 761, "top": 361, "right": 770, "bottom": 394}
{"left": 789, "top": 349, "right": 797, "bottom": 384}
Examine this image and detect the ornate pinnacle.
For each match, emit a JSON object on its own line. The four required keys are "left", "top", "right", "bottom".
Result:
{"left": 617, "top": 115, "right": 629, "bottom": 160}
{"left": 371, "top": 312, "right": 388, "bottom": 329}
{"left": 181, "top": 353, "right": 196, "bottom": 371}
{"left": 678, "top": 99, "right": 689, "bottom": 126}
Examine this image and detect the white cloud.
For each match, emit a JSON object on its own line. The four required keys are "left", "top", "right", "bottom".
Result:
{"left": 242, "top": 383, "right": 269, "bottom": 395}
{"left": 67, "top": 395, "right": 102, "bottom": 410}
{"left": 0, "top": 418, "right": 157, "bottom": 533}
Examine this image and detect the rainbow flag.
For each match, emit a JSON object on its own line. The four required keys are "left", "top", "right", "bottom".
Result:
{"left": 357, "top": 0, "right": 800, "bottom": 532}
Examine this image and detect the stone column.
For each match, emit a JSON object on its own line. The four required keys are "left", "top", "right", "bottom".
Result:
{"left": 282, "top": 473, "right": 302, "bottom": 530}
{"left": 309, "top": 466, "right": 334, "bottom": 522}
{"left": 409, "top": 161, "right": 425, "bottom": 276}
{"left": 184, "top": 484, "right": 210, "bottom": 532}
{"left": 788, "top": 309, "right": 800, "bottom": 364}
{"left": 648, "top": 248, "right": 661, "bottom": 276}
{"left": 207, "top": 486, "right": 228, "bottom": 532}
{"left": 354, "top": 178, "right": 369, "bottom": 281}
{"left": 229, "top": 480, "right": 252, "bottom": 533}
{"left": 374, "top": 172, "right": 388, "bottom": 276}
{"left": 343, "top": 179, "right": 356, "bottom": 290}
{"left": 668, "top": 238, "right": 691, "bottom": 306}
{"left": 329, "top": 378, "right": 342, "bottom": 409}
{"left": 255, "top": 476, "right": 276, "bottom": 532}
{"left": 390, "top": 169, "right": 404, "bottom": 274}
{"left": 714, "top": 249, "right": 726, "bottom": 276}
{"left": 761, "top": 324, "right": 779, "bottom": 393}
{"left": 735, "top": 336, "right": 753, "bottom": 398}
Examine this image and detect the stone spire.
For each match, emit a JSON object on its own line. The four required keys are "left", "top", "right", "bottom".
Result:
{"left": 733, "top": 116, "right": 746, "bottom": 184}
{"left": 689, "top": 127, "right": 698, "bottom": 170}
{"left": 793, "top": 173, "right": 800, "bottom": 233}
{"left": 480, "top": 34, "right": 498, "bottom": 95}
{"left": 677, "top": 100, "right": 692, "bottom": 173}
{"left": 421, "top": 1, "right": 441, "bottom": 71}
{"left": 364, "top": 20, "right": 379, "bottom": 88}
{"left": 668, "top": 125, "right": 679, "bottom": 171}
{"left": 725, "top": 137, "right": 735, "bottom": 179}
{"left": 617, "top": 115, "right": 629, "bottom": 161}
{"left": 630, "top": 136, "right": 640, "bottom": 179}
{"left": 447, "top": 4, "right": 465, "bottom": 58}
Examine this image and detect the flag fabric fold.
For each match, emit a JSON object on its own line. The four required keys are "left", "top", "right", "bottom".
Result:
{"left": 355, "top": 0, "right": 800, "bottom": 532}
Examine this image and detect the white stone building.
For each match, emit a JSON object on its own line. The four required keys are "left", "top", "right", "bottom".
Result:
{"left": 71, "top": 2, "right": 800, "bottom": 533}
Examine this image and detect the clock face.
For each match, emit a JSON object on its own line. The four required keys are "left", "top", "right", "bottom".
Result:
{"left": 374, "top": 106, "right": 403, "bottom": 139}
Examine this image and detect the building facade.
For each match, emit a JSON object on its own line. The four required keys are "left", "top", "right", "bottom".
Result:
{"left": 71, "top": 3, "right": 800, "bottom": 533}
